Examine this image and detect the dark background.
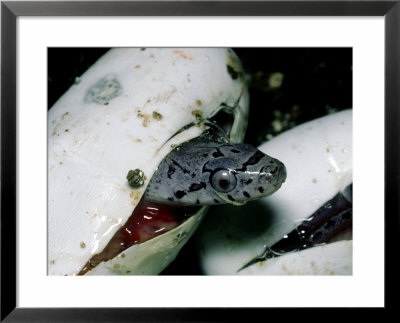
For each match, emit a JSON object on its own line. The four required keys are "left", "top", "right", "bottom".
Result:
{"left": 48, "top": 48, "right": 352, "bottom": 274}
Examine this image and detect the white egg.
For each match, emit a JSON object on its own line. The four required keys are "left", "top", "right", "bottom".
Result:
{"left": 196, "top": 110, "right": 352, "bottom": 275}
{"left": 48, "top": 48, "right": 249, "bottom": 275}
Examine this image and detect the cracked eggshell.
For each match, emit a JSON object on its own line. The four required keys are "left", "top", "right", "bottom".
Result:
{"left": 238, "top": 240, "right": 352, "bottom": 275}
{"left": 86, "top": 207, "right": 207, "bottom": 275}
{"left": 196, "top": 110, "right": 352, "bottom": 275}
{"left": 48, "top": 48, "right": 248, "bottom": 275}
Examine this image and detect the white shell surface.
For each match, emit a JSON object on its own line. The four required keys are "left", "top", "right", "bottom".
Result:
{"left": 196, "top": 110, "right": 352, "bottom": 275}
{"left": 238, "top": 241, "right": 352, "bottom": 275}
{"left": 48, "top": 48, "right": 248, "bottom": 275}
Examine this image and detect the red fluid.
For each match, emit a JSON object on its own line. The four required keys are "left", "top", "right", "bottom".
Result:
{"left": 78, "top": 200, "right": 196, "bottom": 275}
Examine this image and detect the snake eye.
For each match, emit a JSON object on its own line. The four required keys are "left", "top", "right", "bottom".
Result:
{"left": 211, "top": 169, "right": 237, "bottom": 193}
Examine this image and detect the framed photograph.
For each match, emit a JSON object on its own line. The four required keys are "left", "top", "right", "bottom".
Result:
{"left": 1, "top": 1, "right": 398, "bottom": 321}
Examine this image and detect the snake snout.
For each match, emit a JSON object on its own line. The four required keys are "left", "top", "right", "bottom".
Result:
{"left": 259, "top": 159, "right": 287, "bottom": 186}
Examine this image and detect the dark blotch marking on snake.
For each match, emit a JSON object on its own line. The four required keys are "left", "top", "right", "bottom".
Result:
{"left": 235, "top": 150, "right": 266, "bottom": 172}
{"left": 174, "top": 190, "right": 186, "bottom": 199}
{"left": 311, "top": 231, "right": 323, "bottom": 242}
{"left": 171, "top": 159, "right": 191, "bottom": 175}
{"left": 212, "top": 149, "right": 225, "bottom": 158}
{"left": 258, "top": 187, "right": 264, "bottom": 193}
{"left": 342, "top": 212, "right": 351, "bottom": 220}
{"left": 243, "top": 191, "right": 250, "bottom": 198}
{"left": 167, "top": 165, "right": 176, "bottom": 179}
{"left": 189, "top": 182, "right": 206, "bottom": 192}
{"left": 227, "top": 194, "right": 235, "bottom": 202}
{"left": 325, "top": 220, "right": 336, "bottom": 229}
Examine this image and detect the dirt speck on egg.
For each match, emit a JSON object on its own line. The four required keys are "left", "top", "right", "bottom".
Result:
{"left": 61, "top": 112, "right": 69, "bottom": 120}
{"left": 173, "top": 50, "right": 193, "bottom": 61}
{"left": 192, "top": 110, "right": 203, "bottom": 119}
{"left": 152, "top": 111, "right": 163, "bottom": 120}
{"left": 85, "top": 75, "right": 122, "bottom": 104}
{"left": 130, "top": 190, "right": 141, "bottom": 201}
{"left": 137, "top": 112, "right": 150, "bottom": 127}
{"left": 127, "top": 169, "right": 146, "bottom": 188}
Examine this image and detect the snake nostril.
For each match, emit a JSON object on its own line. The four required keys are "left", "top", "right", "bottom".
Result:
{"left": 260, "top": 172, "right": 273, "bottom": 182}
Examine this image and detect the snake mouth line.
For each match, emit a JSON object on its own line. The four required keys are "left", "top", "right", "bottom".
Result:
{"left": 78, "top": 200, "right": 200, "bottom": 275}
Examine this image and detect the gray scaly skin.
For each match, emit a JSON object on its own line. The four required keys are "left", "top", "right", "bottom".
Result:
{"left": 144, "top": 133, "right": 287, "bottom": 206}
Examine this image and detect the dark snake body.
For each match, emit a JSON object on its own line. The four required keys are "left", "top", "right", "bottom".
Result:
{"left": 238, "top": 184, "right": 353, "bottom": 271}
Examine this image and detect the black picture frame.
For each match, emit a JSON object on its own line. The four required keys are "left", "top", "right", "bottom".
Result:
{"left": 1, "top": 1, "right": 398, "bottom": 321}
